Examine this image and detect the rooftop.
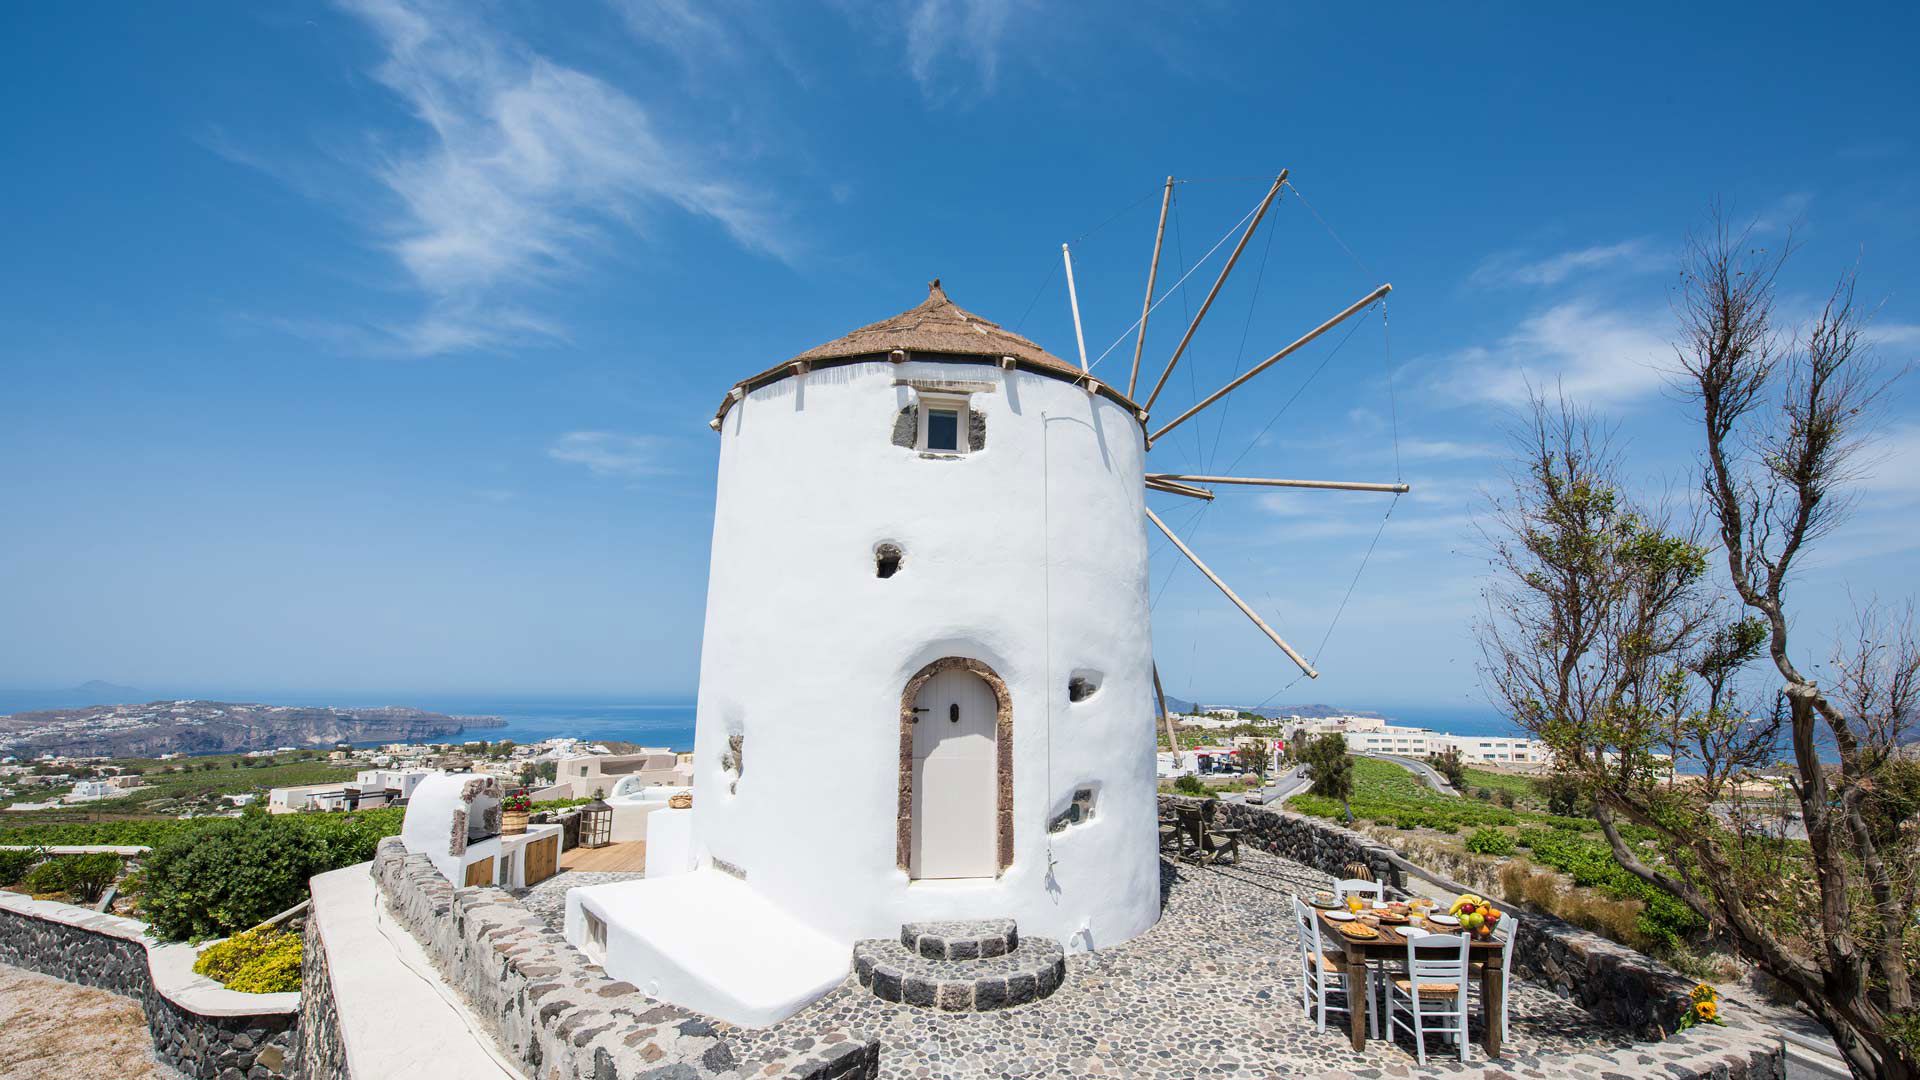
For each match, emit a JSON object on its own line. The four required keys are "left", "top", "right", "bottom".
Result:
{"left": 713, "top": 280, "right": 1144, "bottom": 426}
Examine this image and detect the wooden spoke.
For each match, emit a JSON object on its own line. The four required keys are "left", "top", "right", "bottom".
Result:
{"left": 1128, "top": 177, "right": 1175, "bottom": 399}
{"left": 1146, "top": 474, "right": 1409, "bottom": 494}
{"left": 1144, "top": 507, "right": 1317, "bottom": 679}
{"left": 1141, "top": 171, "right": 1288, "bottom": 415}
{"left": 1145, "top": 477, "right": 1216, "bottom": 501}
{"left": 1148, "top": 283, "right": 1390, "bottom": 447}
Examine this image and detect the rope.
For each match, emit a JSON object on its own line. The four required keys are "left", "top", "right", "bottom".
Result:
{"left": 1085, "top": 195, "right": 1264, "bottom": 372}
{"left": 1205, "top": 199, "right": 1281, "bottom": 473}
{"left": 1252, "top": 493, "right": 1400, "bottom": 709}
{"left": 1384, "top": 300, "right": 1401, "bottom": 481}
{"left": 1218, "top": 303, "right": 1379, "bottom": 477}
{"left": 1284, "top": 180, "right": 1372, "bottom": 280}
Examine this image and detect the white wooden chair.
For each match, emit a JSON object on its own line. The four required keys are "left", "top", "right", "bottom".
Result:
{"left": 1290, "top": 896, "right": 1379, "bottom": 1038}
{"left": 1387, "top": 932, "right": 1472, "bottom": 1065}
{"left": 1471, "top": 915, "right": 1520, "bottom": 1044}
{"left": 1332, "top": 877, "right": 1383, "bottom": 903}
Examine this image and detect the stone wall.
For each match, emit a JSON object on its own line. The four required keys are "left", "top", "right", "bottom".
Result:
{"left": 1161, "top": 795, "right": 1405, "bottom": 888}
{"left": 371, "top": 837, "right": 877, "bottom": 1079}
{"left": 296, "top": 914, "right": 351, "bottom": 1080}
{"left": 1161, "top": 795, "right": 1711, "bottom": 1043}
{"left": 0, "top": 893, "right": 298, "bottom": 1080}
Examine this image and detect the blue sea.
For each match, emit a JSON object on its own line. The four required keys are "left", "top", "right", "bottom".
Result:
{"left": 382, "top": 699, "right": 699, "bottom": 751}
{"left": 2, "top": 689, "right": 1524, "bottom": 753}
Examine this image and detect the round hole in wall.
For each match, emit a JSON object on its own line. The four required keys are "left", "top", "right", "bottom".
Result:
{"left": 875, "top": 542, "right": 904, "bottom": 579}
{"left": 1067, "top": 670, "right": 1103, "bottom": 702}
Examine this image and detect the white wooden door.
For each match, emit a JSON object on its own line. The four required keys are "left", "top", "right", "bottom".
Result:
{"left": 911, "top": 668, "right": 999, "bottom": 879}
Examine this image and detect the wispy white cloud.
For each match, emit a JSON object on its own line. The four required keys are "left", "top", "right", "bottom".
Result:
{"left": 1856, "top": 424, "right": 1920, "bottom": 498}
{"left": 1428, "top": 300, "right": 1671, "bottom": 409}
{"left": 603, "top": 0, "right": 739, "bottom": 64}
{"left": 290, "top": 0, "right": 791, "bottom": 354}
{"left": 1752, "top": 191, "right": 1813, "bottom": 235}
{"left": 547, "top": 432, "right": 670, "bottom": 477}
{"left": 900, "top": 0, "right": 1023, "bottom": 102}
{"left": 1397, "top": 437, "right": 1500, "bottom": 461}
{"left": 1469, "top": 239, "right": 1662, "bottom": 288}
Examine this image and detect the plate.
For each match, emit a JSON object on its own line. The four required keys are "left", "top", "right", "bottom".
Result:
{"left": 1309, "top": 893, "right": 1338, "bottom": 908}
{"left": 1338, "top": 922, "right": 1380, "bottom": 940}
{"left": 1426, "top": 913, "right": 1460, "bottom": 927}
{"left": 1325, "top": 910, "right": 1356, "bottom": 921}
{"left": 1399, "top": 927, "right": 1430, "bottom": 940}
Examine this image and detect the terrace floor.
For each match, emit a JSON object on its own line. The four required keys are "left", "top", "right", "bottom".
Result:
{"left": 509, "top": 847, "right": 1774, "bottom": 1078}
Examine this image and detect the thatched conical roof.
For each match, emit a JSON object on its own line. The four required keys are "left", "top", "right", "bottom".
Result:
{"left": 712, "top": 280, "right": 1143, "bottom": 427}
{"left": 789, "top": 279, "right": 1079, "bottom": 375}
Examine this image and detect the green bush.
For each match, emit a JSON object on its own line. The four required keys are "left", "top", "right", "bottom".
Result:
{"left": 194, "top": 928, "right": 302, "bottom": 993}
{"left": 1172, "top": 774, "right": 1207, "bottom": 796}
{"left": 142, "top": 811, "right": 401, "bottom": 941}
{"left": 0, "top": 847, "right": 41, "bottom": 886}
{"left": 20, "top": 858, "right": 71, "bottom": 895}
{"left": 1465, "top": 828, "right": 1517, "bottom": 856}
{"left": 59, "top": 853, "right": 123, "bottom": 903}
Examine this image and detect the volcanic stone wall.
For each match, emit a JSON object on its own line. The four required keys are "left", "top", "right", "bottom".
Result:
{"left": 1161, "top": 794, "right": 1719, "bottom": 1042}
{"left": 0, "top": 895, "right": 298, "bottom": 1079}
{"left": 370, "top": 837, "right": 878, "bottom": 1080}
{"left": 296, "top": 914, "right": 351, "bottom": 1080}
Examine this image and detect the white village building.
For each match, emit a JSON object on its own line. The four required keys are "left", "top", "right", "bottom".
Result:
{"left": 560, "top": 282, "right": 1163, "bottom": 1026}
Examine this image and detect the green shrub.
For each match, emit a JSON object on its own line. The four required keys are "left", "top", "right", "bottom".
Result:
{"left": 60, "top": 853, "right": 123, "bottom": 903}
{"left": 194, "top": 928, "right": 302, "bottom": 993}
{"left": 142, "top": 812, "right": 399, "bottom": 941}
{"left": 13, "top": 852, "right": 118, "bottom": 901}
{"left": 1465, "top": 828, "right": 1517, "bottom": 856}
{"left": 0, "top": 847, "right": 41, "bottom": 886}
{"left": 20, "top": 857, "right": 71, "bottom": 895}
{"left": 1172, "top": 774, "right": 1207, "bottom": 796}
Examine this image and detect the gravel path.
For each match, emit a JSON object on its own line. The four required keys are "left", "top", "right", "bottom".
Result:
{"left": 0, "top": 961, "right": 183, "bottom": 1080}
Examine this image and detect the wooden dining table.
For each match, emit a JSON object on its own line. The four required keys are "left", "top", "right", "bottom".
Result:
{"left": 1314, "top": 907, "right": 1508, "bottom": 1057}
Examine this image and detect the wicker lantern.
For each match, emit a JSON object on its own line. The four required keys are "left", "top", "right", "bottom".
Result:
{"left": 580, "top": 797, "right": 614, "bottom": 849}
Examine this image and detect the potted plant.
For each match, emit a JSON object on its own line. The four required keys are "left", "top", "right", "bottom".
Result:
{"left": 502, "top": 790, "right": 532, "bottom": 835}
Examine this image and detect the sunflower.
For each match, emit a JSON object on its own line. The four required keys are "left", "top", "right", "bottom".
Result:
{"left": 1696, "top": 1000, "right": 1718, "bottom": 1021}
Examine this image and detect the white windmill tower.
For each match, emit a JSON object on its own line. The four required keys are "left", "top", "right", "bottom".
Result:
{"left": 565, "top": 171, "right": 1404, "bottom": 1029}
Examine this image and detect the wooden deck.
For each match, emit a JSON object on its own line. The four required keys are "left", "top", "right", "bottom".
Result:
{"left": 559, "top": 840, "right": 647, "bottom": 873}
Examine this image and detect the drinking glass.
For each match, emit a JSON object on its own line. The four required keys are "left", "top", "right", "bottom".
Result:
{"left": 1346, "top": 895, "right": 1363, "bottom": 915}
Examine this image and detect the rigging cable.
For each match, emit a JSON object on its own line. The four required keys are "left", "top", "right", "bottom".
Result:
{"left": 1204, "top": 193, "right": 1282, "bottom": 474}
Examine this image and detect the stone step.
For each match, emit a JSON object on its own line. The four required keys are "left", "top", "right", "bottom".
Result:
{"left": 852, "top": 936, "right": 1066, "bottom": 1012}
{"left": 899, "top": 918, "right": 1018, "bottom": 960}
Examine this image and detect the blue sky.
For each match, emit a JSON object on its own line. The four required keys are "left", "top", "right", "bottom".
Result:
{"left": 3, "top": 2, "right": 1916, "bottom": 710}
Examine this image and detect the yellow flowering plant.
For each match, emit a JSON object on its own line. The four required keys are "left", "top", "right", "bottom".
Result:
{"left": 1677, "top": 982, "right": 1725, "bottom": 1030}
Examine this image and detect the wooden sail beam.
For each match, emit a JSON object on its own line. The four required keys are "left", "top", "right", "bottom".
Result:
{"left": 1147, "top": 474, "right": 1409, "bottom": 494}
{"left": 1153, "top": 663, "right": 1180, "bottom": 767}
{"left": 1145, "top": 477, "right": 1215, "bottom": 501}
{"left": 1148, "top": 283, "right": 1391, "bottom": 447}
{"left": 1127, "top": 177, "right": 1175, "bottom": 399}
{"left": 1141, "top": 170, "right": 1288, "bottom": 415}
{"left": 1144, "top": 506, "right": 1318, "bottom": 679}
{"left": 1062, "top": 243, "right": 1090, "bottom": 372}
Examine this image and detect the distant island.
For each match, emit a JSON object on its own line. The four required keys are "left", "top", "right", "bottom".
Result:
{"left": 1161, "top": 696, "right": 1384, "bottom": 722}
{"left": 0, "top": 700, "right": 505, "bottom": 757}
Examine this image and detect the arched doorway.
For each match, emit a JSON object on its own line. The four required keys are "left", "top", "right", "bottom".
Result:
{"left": 897, "top": 657, "right": 1012, "bottom": 879}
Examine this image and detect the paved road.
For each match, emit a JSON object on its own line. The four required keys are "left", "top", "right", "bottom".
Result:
{"left": 1228, "top": 765, "right": 1311, "bottom": 806}
{"left": 1366, "top": 753, "right": 1459, "bottom": 796}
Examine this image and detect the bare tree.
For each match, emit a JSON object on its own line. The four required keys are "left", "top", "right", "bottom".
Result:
{"left": 1481, "top": 214, "right": 1917, "bottom": 1079}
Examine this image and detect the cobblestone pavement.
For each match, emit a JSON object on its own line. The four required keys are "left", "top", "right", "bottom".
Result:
{"left": 725, "top": 850, "right": 1658, "bottom": 1079}
{"left": 511, "top": 869, "right": 643, "bottom": 931}
{"left": 0, "top": 961, "right": 184, "bottom": 1080}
